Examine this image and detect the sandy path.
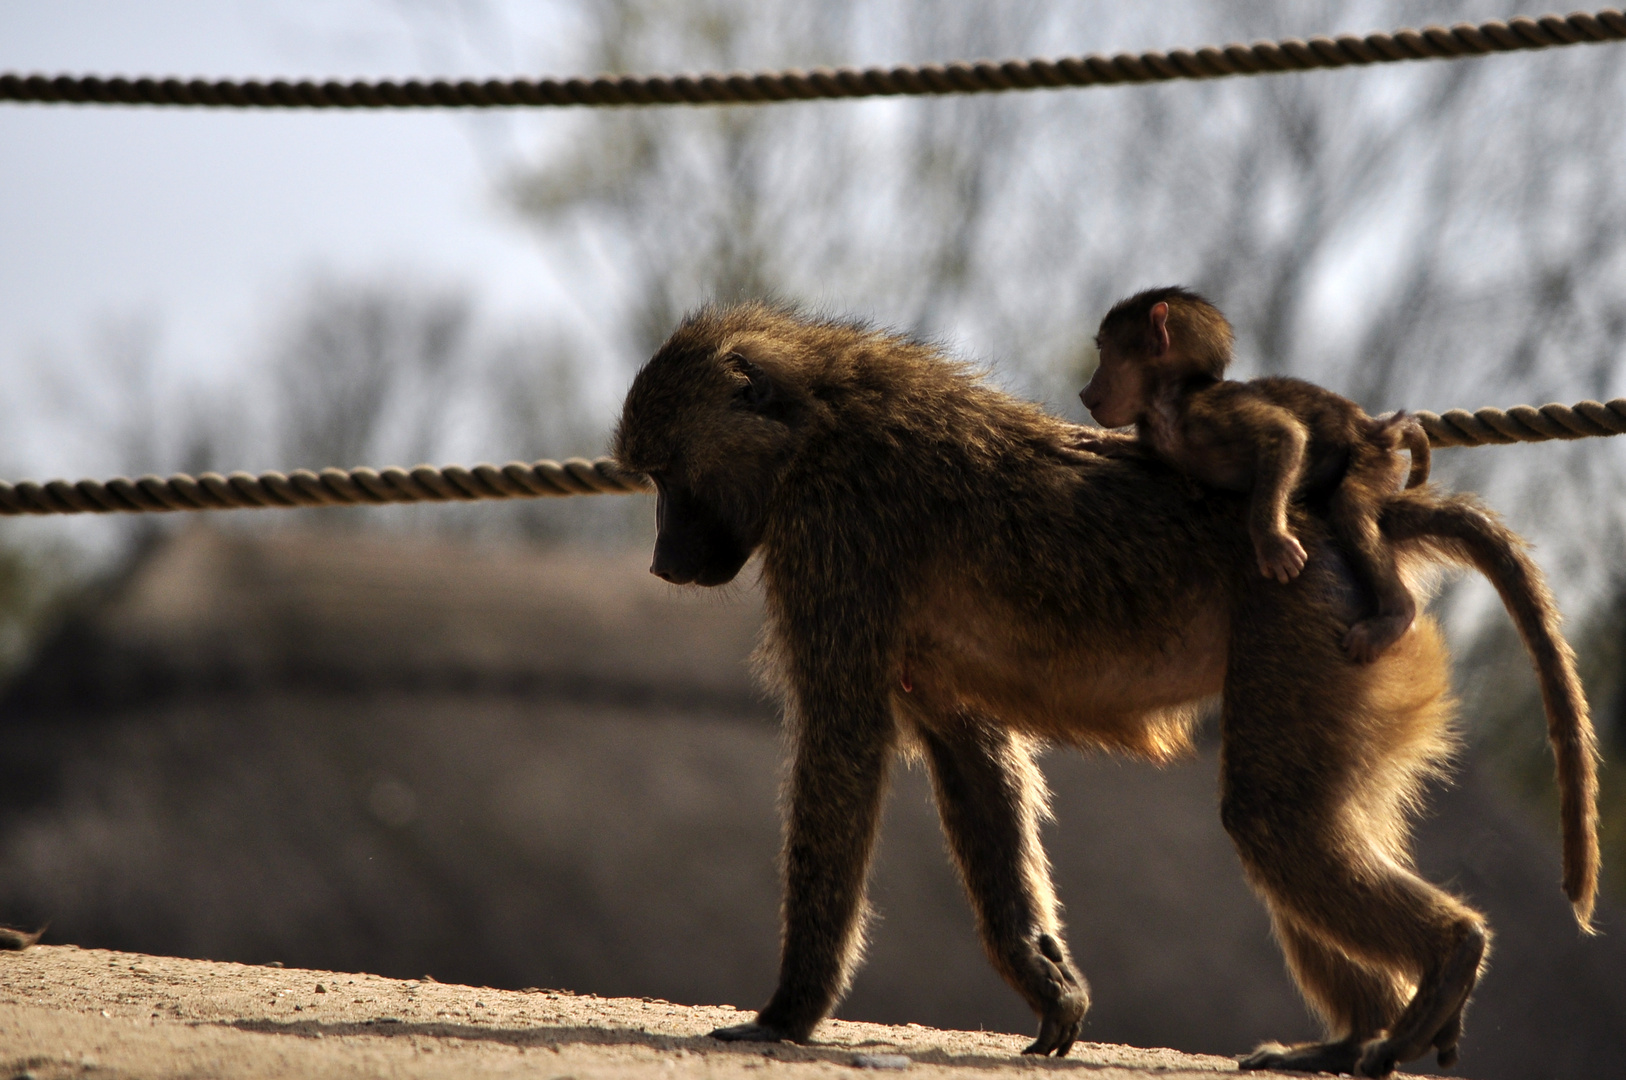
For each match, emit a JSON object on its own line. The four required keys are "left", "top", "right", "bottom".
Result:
{"left": 0, "top": 945, "right": 1270, "bottom": 1079}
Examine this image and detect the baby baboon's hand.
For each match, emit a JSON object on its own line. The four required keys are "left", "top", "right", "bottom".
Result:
{"left": 1065, "top": 431, "right": 1143, "bottom": 460}
{"left": 1256, "top": 532, "right": 1308, "bottom": 584}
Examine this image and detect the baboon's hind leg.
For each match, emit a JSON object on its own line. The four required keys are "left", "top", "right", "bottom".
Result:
{"left": 918, "top": 713, "right": 1088, "bottom": 1058}
{"left": 1229, "top": 798, "right": 1486, "bottom": 1077}
{"left": 1225, "top": 607, "right": 1484, "bottom": 1077}
{"left": 1354, "top": 918, "right": 1486, "bottom": 1077}
{"left": 1239, "top": 915, "right": 1407, "bottom": 1074}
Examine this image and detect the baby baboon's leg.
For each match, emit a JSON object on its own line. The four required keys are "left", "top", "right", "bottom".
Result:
{"left": 1331, "top": 465, "right": 1416, "bottom": 662}
{"left": 1240, "top": 914, "right": 1408, "bottom": 1074}
{"left": 919, "top": 714, "right": 1087, "bottom": 1057}
{"left": 1246, "top": 419, "right": 1310, "bottom": 584}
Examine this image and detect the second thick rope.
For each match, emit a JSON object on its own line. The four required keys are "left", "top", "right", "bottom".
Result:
{"left": 0, "top": 397, "right": 1621, "bottom": 517}
{"left": 1413, "top": 398, "right": 1626, "bottom": 446}
{"left": 0, "top": 458, "right": 650, "bottom": 517}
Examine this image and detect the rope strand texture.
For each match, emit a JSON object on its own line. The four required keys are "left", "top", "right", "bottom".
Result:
{"left": 1413, "top": 398, "right": 1626, "bottom": 447}
{"left": 3, "top": 10, "right": 1623, "bottom": 109}
{"left": 1, "top": 398, "right": 1622, "bottom": 517}
{"left": 0, "top": 458, "right": 651, "bottom": 517}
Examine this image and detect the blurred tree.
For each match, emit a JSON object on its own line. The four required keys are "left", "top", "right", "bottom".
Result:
{"left": 272, "top": 280, "right": 474, "bottom": 473}
{"left": 10, "top": 0, "right": 1626, "bottom": 619}
{"left": 506, "top": 0, "right": 1050, "bottom": 362}
{"left": 491, "top": 1, "right": 1626, "bottom": 862}
{"left": 502, "top": 0, "right": 1626, "bottom": 604}
{"left": 0, "top": 543, "right": 73, "bottom": 681}
{"left": 482, "top": 324, "right": 649, "bottom": 542}
{"left": 258, "top": 275, "right": 641, "bottom": 542}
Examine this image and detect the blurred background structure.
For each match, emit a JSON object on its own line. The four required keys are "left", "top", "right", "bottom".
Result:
{"left": 2, "top": 3, "right": 1625, "bottom": 1078}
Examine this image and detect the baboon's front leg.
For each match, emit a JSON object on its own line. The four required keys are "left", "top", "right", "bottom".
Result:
{"left": 711, "top": 685, "right": 896, "bottom": 1045}
{"left": 920, "top": 716, "right": 1088, "bottom": 1057}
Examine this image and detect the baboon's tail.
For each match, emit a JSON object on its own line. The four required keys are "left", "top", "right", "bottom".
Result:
{"left": 1383, "top": 490, "right": 1599, "bottom": 932}
{"left": 1398, "top": 416, "right": 1431, "bottom": 489}
{"left": 1371, "top": 411, "right": 1432, "bottom": 489}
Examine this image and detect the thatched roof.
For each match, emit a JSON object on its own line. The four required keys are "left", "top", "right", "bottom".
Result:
{"left": 5, "top": 525, "right": 764, "bottom": 711}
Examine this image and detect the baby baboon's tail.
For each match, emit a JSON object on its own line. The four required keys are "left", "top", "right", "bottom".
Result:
{"left": 1397, "top": 415, "right": 1431, "bottom": 489}
{"left": 1383, "top": 489, "right": 1599, "bottom": 931}
{"left": 1370, "top": 411, "right": 1432, "bottom": 489}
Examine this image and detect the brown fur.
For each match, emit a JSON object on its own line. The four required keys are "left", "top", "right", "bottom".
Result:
{"left": 1083, "top": 287, "right": 1432, "bottom": 662}
{"left": 0, "top": 926, "right": 43, "bottom": 950}
{"left": 613, "top": 302, "right": 1598, "bottom": 1076}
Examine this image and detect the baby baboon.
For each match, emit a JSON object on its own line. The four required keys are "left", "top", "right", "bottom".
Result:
{"left": 1081, "top": 287, "right": 1431, "bottom": 661}
{"left": 614, "top": 302, "right": 1597, "bottom": 1078}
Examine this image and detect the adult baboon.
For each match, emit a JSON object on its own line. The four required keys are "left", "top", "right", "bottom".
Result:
{"left": 612, "top": 303, "right": 1597, "bottom": 1078}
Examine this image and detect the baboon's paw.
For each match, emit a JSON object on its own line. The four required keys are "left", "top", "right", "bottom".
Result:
{"left": 1257, "top": 534, "right": 1308, "bottom": 584}
{"left": 1021, "top": 1013, "right": 1083, "bottom": 1058}
{"left": 0, "top": 926, "right": 42, "bottom": 951}
{"left": 1020, "top": 934, "right": 1089, "bottom": 1057}
{"left": 709, "top": 1021, "right": 793, "bottom": 1044}
{"left": 1357, "top": 922, "right": 1484, "bottom": 1076}
{"left": 1239, "top": 1038, "right": 1362, "bottom": 1074}
{"left": 1433, "top": 1009, "right": 1463, "bottom": 1069}
{"left": 1355, "top": 1037, "right": 1400, "bottom": 1078}
{"left": 1342, "top": 614, "right": 1412, "bottom": 663}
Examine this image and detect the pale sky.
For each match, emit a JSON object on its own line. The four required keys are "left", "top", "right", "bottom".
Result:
{"left": 0, "top": 0, "right": 1579, "bottom": 484}
{"left": 4, "top": 1, "right": 1618, "bottom": 615}
{"left": 2, "top": 1, "right": 1512, "bottom": 447}
{"left": 0, "top": 1, "right": 584, "bottom": 477}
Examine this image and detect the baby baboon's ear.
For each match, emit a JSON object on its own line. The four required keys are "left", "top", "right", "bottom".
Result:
{"left": 728, "top": 352, "right": 779, "bottom": 412}
{"left": 1148, "top": 302, "right": 1171, "bottom": 358}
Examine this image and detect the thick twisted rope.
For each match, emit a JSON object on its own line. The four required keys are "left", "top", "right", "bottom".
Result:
{"left": 3, "top": 10, "right": 1623, "bottom": 110}
{"left": 2, "top": 398, "right": 1623, "bottom": 517}
{"left": 0, "top": 458, "right": 650, "bottom": 517}
{"left": 1413, "top": 398, "right": 1626, "bottom": 447}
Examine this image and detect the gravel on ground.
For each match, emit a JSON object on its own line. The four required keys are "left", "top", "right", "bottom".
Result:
{"left": 0, "top": 945, "right": 1264, "bottom": 1079}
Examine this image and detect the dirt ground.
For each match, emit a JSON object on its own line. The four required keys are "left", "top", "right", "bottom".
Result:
{"left": 0, "top": 945, "right": 1336, "bottom": 1080}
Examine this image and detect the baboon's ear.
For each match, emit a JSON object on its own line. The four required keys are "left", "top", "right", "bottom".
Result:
{"left": 1148, "top": 302, "right": 1170, "bottom": 358}
{"left": 728, "top": 352, "right": 778, "bottom": 411}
